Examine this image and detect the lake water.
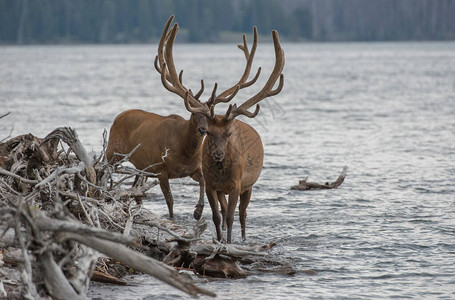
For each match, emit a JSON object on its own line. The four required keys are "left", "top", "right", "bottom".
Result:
{"left": 1, "top": 42, "right": 454, "bottom": 299}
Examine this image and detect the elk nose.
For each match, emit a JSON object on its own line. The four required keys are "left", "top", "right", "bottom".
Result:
{"left": 213, "top": 152, "right": 223, "bottom": 161}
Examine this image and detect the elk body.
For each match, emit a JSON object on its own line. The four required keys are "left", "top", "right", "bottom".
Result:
{"left": 105, "top": 109, "right": 207, "bottom": 219}
{"left": 202, "top": 117, "right": 264, "bottom": 243}
{"left": 158, "top": 16, "right": 285, "bottom": 243}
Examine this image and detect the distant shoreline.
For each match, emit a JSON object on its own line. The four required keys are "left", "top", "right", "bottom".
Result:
{"left": 2, "top": 37, "right": 455, "bottom": 47}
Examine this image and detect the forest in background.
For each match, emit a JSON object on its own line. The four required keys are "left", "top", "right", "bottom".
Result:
{"left": 0, "top": 0, "right": 454, "bottom": 44}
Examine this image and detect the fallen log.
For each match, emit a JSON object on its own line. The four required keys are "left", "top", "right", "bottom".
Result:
{"left": 291, "top": 166, "right": 348, "bottom": 190}
{"left": 91, "top": 271, "right": 127, "bottom": 285}
{"left": 59, "top": 232, "right": 215, "bottom": 297}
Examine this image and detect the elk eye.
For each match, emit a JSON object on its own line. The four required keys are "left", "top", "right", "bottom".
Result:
{"left": 198, "top": 127, "right": 207, "bottom": 135}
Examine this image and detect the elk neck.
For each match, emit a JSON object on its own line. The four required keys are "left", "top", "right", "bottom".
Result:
{"left": 180, "top": 113, "right": 207, "bottom": 158}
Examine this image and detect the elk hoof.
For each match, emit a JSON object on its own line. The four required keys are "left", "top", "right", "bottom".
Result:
{"left": 193, "top": 211, "right": 201, "bottom": 220}
{"left": 193, "top": 205, "right": 203, "bottom": 220}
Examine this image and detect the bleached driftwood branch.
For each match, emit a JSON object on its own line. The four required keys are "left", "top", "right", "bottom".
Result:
{"left": 60, "top": 232, "right": 216, "bottom": 297}
{"left": 0, "top": 127, "right": 217, "bottom": 298}
{"left": 0, "top": 127, "right": 285, "bottom": 298}
{"left": 291, "top": 166, "right": 348, "bottom": 190}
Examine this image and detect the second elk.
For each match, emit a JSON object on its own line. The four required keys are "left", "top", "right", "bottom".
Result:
{"left": 158, "top": 16, "right": 285, "bottom": 243}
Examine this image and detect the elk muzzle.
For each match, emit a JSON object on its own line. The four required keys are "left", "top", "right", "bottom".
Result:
{"left": 213, "top": 151, "right": 224, "bottom": 162}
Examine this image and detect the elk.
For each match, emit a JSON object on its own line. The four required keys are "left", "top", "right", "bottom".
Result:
{"left": 105, "top": 16, "right": 209, "bottom": 220}
{"left": 158, "top": 17, "right": 285, "bottom": 243}
{"left": 105, "top": 16, "right": 259, "bottom": 220}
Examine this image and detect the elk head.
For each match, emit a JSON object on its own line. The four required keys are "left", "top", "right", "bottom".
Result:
{"left": 159, "top": 15, "right": 284, "bottom": 161}
{"left": 198, "top": 31, "right": 283, "bottom": 169}
{"left": 156, "top": 15, "right": 284, "bottom": 147}
{"left": 203, "top": 116, "right": 239, "bottom": 170}
{"left": 160, "top": 14, "right": 284, "bottom": 158}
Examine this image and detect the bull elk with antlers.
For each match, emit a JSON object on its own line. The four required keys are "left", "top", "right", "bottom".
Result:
{"left": 105, "top": 16, "right": 214, "bottom": 220}
{"left": 157, "top": 16, "right": 285, "bottom": 243}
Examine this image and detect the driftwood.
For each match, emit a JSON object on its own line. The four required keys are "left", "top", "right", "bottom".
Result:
{"left": 91, "top": 271, "right": 127, "bottom": 285}
{"left": 0, "top": 127, "right": 283, "bottom": 299}
{"left": 291, "top": 166, "right": 348, "bottom": 190}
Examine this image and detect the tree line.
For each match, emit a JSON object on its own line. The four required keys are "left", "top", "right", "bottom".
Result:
{"left": 0, "top": 0, "right": 454, "bottom": 44}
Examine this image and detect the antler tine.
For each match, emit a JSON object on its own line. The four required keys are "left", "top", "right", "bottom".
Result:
{"left": 157, "top": 16, "right": 173, "bottom": 66}
{"left": 154, "top": 55, "right": 162, "bottom": 73}
{"left": 210, "top": 85, "right": 240, "bottom": 106}
{"left": 225, "top": 103, "right": 234, "bottom": 118}
{"left": 159, "top": 62, "right": 179, "bottom": 94}
{"left": 156, "top": 16, "right": 174, "bottom": 81}
{"left": 194, "top": 80, "right": 205, "bottom": 100}
{"left": 178, "top": 70, "right": 183, "bottom": 84}
{"left": 163, "top": 24, "right": 185, "bottom": 95}
{"left": 209, "top": 83, "right": 218, "bottom": 103}
{"left": 216, "top": 27, "right": 260, "bottom": 100}
{"left": 267, "top": 73, "right": 284, "bottom": 97}
{"left": 225, "top": 103, "right": 260, "bottom": 120}
{"left": 184, "top": 91, "right": 213, "bottom": 119}
{"left": 226, "top": 30, "right": 284, "bottom": 120}
{"left": 240, "top": 67, "right": 261, "bottom": 88}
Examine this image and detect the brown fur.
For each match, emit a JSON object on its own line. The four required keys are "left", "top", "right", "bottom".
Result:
{"left": 202, "top": 116, "right": 264, "bottom": 243}
{"left": 106, "top": 109, "right": 207, "bottom": 219}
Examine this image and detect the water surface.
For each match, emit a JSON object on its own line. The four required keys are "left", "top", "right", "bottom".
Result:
{"left": 1, "top": 42, "right": 454, "bottom": 299}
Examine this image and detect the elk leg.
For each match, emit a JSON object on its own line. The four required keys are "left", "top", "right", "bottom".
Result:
{"left": 226, "top": 189, "right": 240, "bottom": 244}
{"left": 206, "top": 186, "right": 222, "bottom": 241}
{"left": 217, "top": 192, "right": 227, "bottom": 231}
{"left": 133, "top": 175, "right": 149, "bottom": 187}
{"left": 159, "top": 175, "right": 174, "bottom": 219}
{"left": 132, "top": 175, "right": 146, "bottom": 204}
{"left": 190, "top": 169, "right": 205, "bottom": 220}
{"left": 239, "top": 188, "right": 252, "bottom": 241}
{"left": 132, "top": 175, "right": 140, "bottom": 187}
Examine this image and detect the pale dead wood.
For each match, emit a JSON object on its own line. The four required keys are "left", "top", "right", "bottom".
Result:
{"left": 291, "top": 166, "right": 348, "bottom": 190}
{"left": 40, "top": 250, "right": 88, "bottom": 300}
{"left": 0, "top": 127, "right": 219, "bottom": 298}
{"left": 1, "top": 125, "right": 287, "bottom": 298}
{"left": 91, "top": 271, "right": 127, "bottom": 285}
{"left": 32, "top": 213, "right": 143, "bottom": 249}
{"left": 0, "top": 168, "right": 38, "bottom": 184}
{"left": 12, "top": 197, "right": 40, "bottom": 300}
{"left": 60, "top": 231, "right": 216, "bottom": 298}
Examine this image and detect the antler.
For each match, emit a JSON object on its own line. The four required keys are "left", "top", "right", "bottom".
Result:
{"left": 155, "top": 16, "right": 284, "bottom": 121}
{"left": 155, "top": 16, "right": 212, "bottom": 118}
{"left": 225, "top": 30, "right": 285, "bottom": 121}
{"left": 207, "top": 27, "right": 261, "bottom": 107}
